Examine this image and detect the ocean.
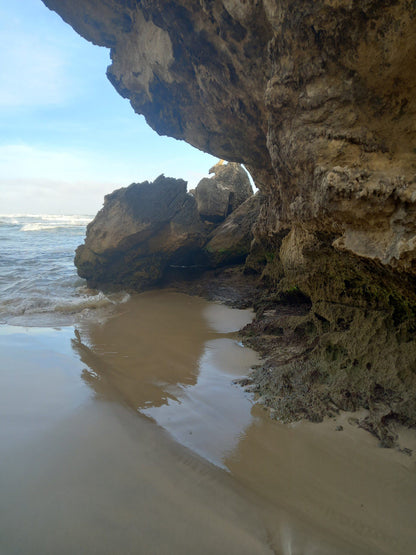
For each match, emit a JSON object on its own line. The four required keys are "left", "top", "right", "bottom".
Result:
{"left": 0, "top": 213, "right": 128, "bottom": 326}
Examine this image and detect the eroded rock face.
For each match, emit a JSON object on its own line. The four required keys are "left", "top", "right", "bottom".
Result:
{"left": 75, "top": 175, "right": 207, "bottom": 289}
{"left": 193, "top": 161, "right": 253, "bottom": 222}
{"left": 75, "top": 166, "right": 257, "bottom": 289}
{"left": 204, "top": 192, "right": 261, "bottom": 266}
{"left": 42, "top": 0, "right": 416, "bottom": 276}
{"left": 43, "top": 0, "right": 416, "bottom": 435}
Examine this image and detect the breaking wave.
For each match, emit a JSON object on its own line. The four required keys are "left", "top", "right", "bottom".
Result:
{"left": 0, "top": 214, "right": 129, "bottom": 326}
{"left": 0, "top": 214, "right": 93, "bottom": 232}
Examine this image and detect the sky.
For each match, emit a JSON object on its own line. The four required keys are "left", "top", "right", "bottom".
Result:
{"left": 0, "top": 0, "right": 217, "bottom": 215}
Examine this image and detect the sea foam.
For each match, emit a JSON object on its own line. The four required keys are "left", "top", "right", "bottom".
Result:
{"left": 0, "top": 214, "right": 128, "bottom": 326}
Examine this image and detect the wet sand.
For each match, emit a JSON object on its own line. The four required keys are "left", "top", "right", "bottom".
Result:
{"left": 1, "top": 291, "right": 416, "bottom": 554}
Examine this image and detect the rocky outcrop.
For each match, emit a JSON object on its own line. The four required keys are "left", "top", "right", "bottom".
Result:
{"left": 204, "top": 193, "right": 261, "bottom": 267}
{"left": 193, "top": 162, "right": 253, "bottom": 222}
{"left": 75, "top": 166, "right": 257, "bottom": 290}
{"left": 43, "top": 0, "right": 416, "bottom": 440}
{"left": 41, "top": 1, "right": 416, "bottom": 275}
{"left": 75, "top": 175, "right": 207, "bottom": 289}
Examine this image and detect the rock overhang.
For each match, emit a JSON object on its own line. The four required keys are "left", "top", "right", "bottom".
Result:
{"left": 41, "top": 0, "right": 416, "bottom": 442}
{"left": 42, "top": 0, "right": 416, "bottom": 275}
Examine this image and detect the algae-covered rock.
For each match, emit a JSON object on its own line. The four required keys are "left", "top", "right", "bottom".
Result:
{"left": 243, "top": 237, "right": 416, "bottom": 446}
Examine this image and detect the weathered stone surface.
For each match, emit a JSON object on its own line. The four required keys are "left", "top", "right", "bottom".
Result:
{"left": 75, "top": 175, "right": 207, "bottom": 289}
{"left": 242, "top": 243, "right": 416, "bottom": 445}
{"left": 42, "top": 0, "right": 416, "bottom": 436}
{"left": 41, "top": 0, "right": 416, "bottom": 276}
{"left": 75, "top": 169, "right": 257, "bottom": 290}
{"left": 193, "top": 178, "right": 231, "bottom": 223}
{"left": 193, "top": 161, "right": 253, "bottom": 222}
{"left": 208, "top": 161, "right": 253, "bottom": 213}
{"left": 204, "top": 193, "right": 261, "bottom": 266}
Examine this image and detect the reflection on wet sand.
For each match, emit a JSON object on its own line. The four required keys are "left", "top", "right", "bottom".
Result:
{"left": 1, "top": 291, "right": 416, "bottom": 554}
{"left": 74, "top": 291, "right": 259, "bottom": 467}
{"left": 74, "top": 291, "right": 416, "bottom": 554}
{"left": 142, "top": 337, "right": 258, "bottom": 467}
{"left": 0, "top": 316, "right": 282, "bottom": 555}
{"left": 75, "top": 292, "right": 212, "bottom": 408}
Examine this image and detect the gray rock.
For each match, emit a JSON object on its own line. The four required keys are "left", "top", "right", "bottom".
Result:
{"left": 204, "top": 193, "right": 261, "bottom": 266}
{"left": 209, "top": 162, "right": 253, "bottom": 213}
{"left": 194, "top": 162, "right": 252, "bottom": 223}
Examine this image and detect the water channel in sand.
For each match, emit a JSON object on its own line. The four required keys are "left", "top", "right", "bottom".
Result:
{"left": 1, "top": 290, "right": 415, "bottom": 554}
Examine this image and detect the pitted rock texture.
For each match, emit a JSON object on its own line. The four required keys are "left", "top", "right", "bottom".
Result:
{"left": 44, "top": 0, "right": 416, "bottom": 436}
{"left": 42, "top": 0, "right": 416, "bottom": 274}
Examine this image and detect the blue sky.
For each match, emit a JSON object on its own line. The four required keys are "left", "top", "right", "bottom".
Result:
{"left": 0, "top": 0, "right": 217, "bottom": 214}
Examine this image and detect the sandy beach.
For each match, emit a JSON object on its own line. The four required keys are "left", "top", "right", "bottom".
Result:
{"left": 1, "top": 290, "right": 415, "bottom": 554}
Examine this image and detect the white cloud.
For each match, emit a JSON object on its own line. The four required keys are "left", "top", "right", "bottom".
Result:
{"left": 0, "top": 2, "right": 218, "bottom": 216}
{"left": 0, "top": 144, "right": 130, "bottom": 213}
{"left": 0, "top": 143, "right": 215, "bottom": 184}
{"left": 0, "top": 143, "right": 131, "bottom": 181}
{"left": 1, "top": 177, "right": 110, "bottom": 215}
{"left": 0, "top": 143, "right": 207, "bottom": 214}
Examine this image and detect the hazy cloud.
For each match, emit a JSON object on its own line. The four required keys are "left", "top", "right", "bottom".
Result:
{"left": 0, "top": 143, "right": 214, "bottom": 213}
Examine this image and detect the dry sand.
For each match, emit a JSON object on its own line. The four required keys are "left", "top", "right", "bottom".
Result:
{"left": 0, "top": 290, "right": 415, "bottom": 554}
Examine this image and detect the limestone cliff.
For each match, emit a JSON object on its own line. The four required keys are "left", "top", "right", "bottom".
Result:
{"left": 43, "top": 0, "right": 416, "bottom": 442}
{"left": 42, "top": 0, "right": 416, "bottom": 272}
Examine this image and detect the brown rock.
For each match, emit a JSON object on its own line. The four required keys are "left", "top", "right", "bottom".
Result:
{"left": 75, "top": 175, "right": 207, "bottom": 290}
{"left": 42, "top": 0, "right": 416, "bottom": 275}
{"left": 42, "top": 0, "right": 416, "bottom": 434}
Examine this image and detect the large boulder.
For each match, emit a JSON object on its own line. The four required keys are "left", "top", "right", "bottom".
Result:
{"left": 75, "top": 175, "right": 207, "bottom": 289}
{"left": 75, "top": 171, "right": 258, "bottom": 290}
{"left": 193, "top": 162, "right": 253, "bottom": 222}
{"left": 204, "top": 193, "right": 261, "bottom": 266}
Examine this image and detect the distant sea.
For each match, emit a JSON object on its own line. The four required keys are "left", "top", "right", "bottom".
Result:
{"left": 0, "top": 214, "right": 128, "bottom": 326}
